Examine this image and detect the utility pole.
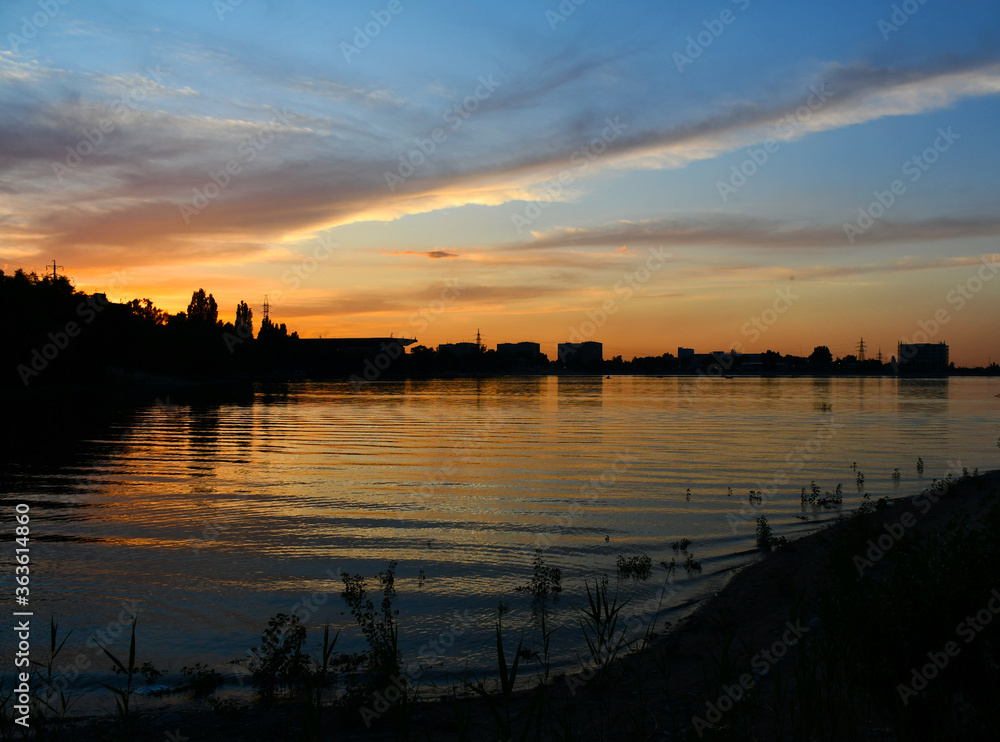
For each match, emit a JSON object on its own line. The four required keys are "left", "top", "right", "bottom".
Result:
{"left": 50, "top": 260, "right": 63, "bottom": 280}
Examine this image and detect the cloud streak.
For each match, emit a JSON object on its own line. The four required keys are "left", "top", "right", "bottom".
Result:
{"left": 393, "top": 250, "right": 459, "bottom": 259}
{"left": 515, "top": 214, "right": 1000, "bottom": 251}
{"left": 2, "top": 45, "right": 999, "bottom": 273}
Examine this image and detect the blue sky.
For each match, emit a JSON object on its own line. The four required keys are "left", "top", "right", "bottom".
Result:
{"left": 2, "top": 0, "right": 999, "bottom": 363}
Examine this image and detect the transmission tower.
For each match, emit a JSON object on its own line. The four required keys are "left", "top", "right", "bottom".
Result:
{"left": 475, "top": 328, "right": 482, "bottom": 348}
{"left": 857, "top": 337, "right": 867, "bottom": 362}
{"left": 50, "top": 260, "right": 64, "bottom": 280}
{"left": 263, "top": 295, "right": 270, "bottom": 323}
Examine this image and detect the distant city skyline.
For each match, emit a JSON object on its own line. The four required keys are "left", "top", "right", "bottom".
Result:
{"left": 6, "top": 269, "right": 989, "bottom": 367}
{"left": 2, "top": 0, "right": 999, "bottom": 366}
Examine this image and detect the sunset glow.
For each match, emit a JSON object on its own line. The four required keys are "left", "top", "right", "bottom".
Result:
{"left": 2, "top": 0, "right": 999, "bottom": 364}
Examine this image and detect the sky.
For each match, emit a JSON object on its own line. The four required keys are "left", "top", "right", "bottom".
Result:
{"left": 2, "top": 0, "right": 999, "bottom": 365}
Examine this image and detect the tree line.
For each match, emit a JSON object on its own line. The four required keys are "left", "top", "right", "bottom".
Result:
{"left": 1, "top": 269, "right": 297, "bottom": 388}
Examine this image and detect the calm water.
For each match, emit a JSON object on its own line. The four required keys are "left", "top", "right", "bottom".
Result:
{"left": 3, "top": 376, "right": 999, "bottom": 699}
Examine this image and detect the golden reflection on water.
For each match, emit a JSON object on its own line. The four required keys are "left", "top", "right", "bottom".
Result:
{"left": 3, "top": 376, "right": 998, "bottom": 689}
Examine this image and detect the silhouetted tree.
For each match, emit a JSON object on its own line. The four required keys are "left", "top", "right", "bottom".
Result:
{"left": 809, "top": 345, "right": 833, "bottom": 364}
{"left": 235, "top": 300, "right": 254, "bottom": 339}
{"left": 258, "top": 316, "right": 297, "bottom": 341}
{"left": 186, "top": 289, "right": 218, "bottom": 325}
{"left": 258, "top": 315, "right": 275, "bottom": 339}
{"left": 127, "top": 298, "right": 167, "bottom": 325}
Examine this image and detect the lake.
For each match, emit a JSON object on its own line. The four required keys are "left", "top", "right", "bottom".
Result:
{"left": 3, "top": 376, "right": 998, "bottom": 702}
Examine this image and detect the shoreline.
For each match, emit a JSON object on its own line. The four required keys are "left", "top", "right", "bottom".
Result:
{"left": 2, "top": 370, "right": 994, "bottom": 401}
{"left": 36, "top": 468, "right": 1000, "bottom": 740}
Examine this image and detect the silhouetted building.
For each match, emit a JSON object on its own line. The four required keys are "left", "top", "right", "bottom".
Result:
{"left": 558, "top": 341, "right": 603, "bottom": 367}
{"left": 297, "top": 337, "right": 416, "bottom": 375}
{"left": 677, "top": 347, "right": 695, "bottom": 359}
{"left": 497, "top": 342, "right": 541, "bottom": 358}
{"left": 300, "top": 337, "right": 416, "bottom": 354}
{"left": 438, "top": 342, "right": 480, "bottom": 357}
{"left": 91, "top": 293, "right": 132, "bottom": 317}
{"left": 896, "top": 342, "right": 949, "bottom": 376}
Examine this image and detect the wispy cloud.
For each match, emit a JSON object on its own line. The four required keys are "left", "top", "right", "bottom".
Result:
{"left": 393, "top": 250, "right": 459, "bottom": 259}
{"left": 2, "top": 49, "right": 999, "bottom": 273}
{"left": 514, "top": 214, "right": 1000, "bottom": 250}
